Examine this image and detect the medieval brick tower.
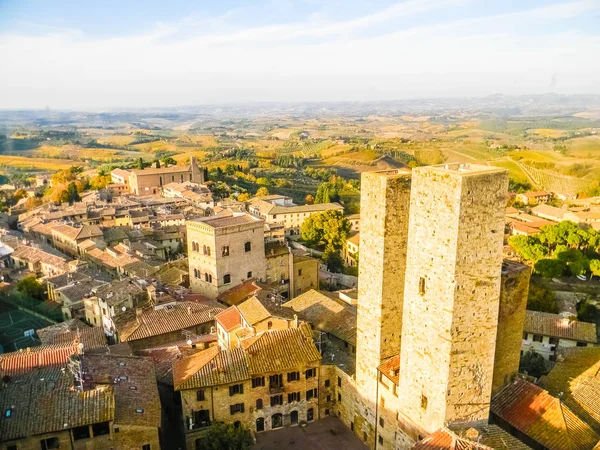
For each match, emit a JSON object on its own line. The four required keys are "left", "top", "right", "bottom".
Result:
{"left": 355, "top": 170, "right": 412, "bottom": 437}
{"left": 396, "top": 164, "right": 508, "bottom": 437}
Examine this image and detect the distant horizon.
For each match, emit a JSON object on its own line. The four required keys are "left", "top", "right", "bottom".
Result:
{"left": 1, "top": 0, "right": 599, "bottom": 109}
{"left": 1, "top": 92, "right": 600, "bottom": 114}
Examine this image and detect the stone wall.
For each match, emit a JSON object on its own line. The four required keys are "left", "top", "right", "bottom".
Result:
{"left": 355, "top": 170, "right": 412, "bottom": 442}
{"left": 187, "top": 219, "right": 266, "bottom": 299}
{"left": 3, "top": 423, "right": 160, "bottom": 450}
{"left": 181, "top": 365, "right": 320, "bottom": 449}
{"left": 397, "top": 165, "right": 508, "bottom": 434}
{"left": 492, "top": 260, "right": 531, "bottom": 395}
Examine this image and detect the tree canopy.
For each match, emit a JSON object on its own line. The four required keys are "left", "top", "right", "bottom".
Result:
{"left": 193, "top": 423, "right": 253, "bottom": 450}
{"left": 509, "top": 221, "right": 600, "bottom": 278}
{"left": 301, "top": 210, "right": 351, "bottom": 249}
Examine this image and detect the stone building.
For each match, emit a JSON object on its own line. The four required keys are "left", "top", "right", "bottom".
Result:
{"left": 248, "top": 195, "right": 344, "bottom": 238}
{"left": 492, "top": 260, "right": 531, "bottom": 395}
{"left": 355, "top": 169, "right": 412, "bottom": 448}
{"left": 396, "top": 165, "right": 507, "bottom": 440}
{"left": 112, "top": 157, "right": 204, "bottom": 195}
{"left": 187, "top": 213, "right": 266, "bottom": 299}
{"left": 522, "top": 310, "right": 597, "bottom": 361}
{"left": 114, "top": 301, "right": 223, "bottom": 351}
{"left": 0, "top": 354, "right": 161, "bottom": 450}
{"left": 173, "top": 323, "right": 322, "bottom": 449}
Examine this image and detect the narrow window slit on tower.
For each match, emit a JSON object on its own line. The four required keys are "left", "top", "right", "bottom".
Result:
{"left": 419, "top": 277, "right": 426, "bottom": 295}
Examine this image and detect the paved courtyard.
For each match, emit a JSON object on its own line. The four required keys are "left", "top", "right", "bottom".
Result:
{"left": 254, "top": 416, "right": 368, "bottom": 450}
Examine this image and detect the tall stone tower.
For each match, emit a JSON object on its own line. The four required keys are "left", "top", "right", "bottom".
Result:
{"left": 492, "top": 260, "right": 531, "bottom": 395}
{"left": 355, "top": 170, "right": 412, "bottom": 435}
{"left": 397, "top": 164, "right": 508, "bottom": 438}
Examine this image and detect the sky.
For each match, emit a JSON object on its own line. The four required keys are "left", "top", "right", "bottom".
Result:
{"left": 0, "top": 0, "right": 599, "bottom": 110}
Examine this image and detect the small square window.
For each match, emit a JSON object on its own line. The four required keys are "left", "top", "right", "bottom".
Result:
{"left": 325, "top": 379, "right": 330, "bottom": 387}
{"left": 378, "top": 436, "right": 384, "bottom": 445}
{"left": 244, "top": 242, "right": 252, "bottom": 252}
{"left": 143, "top": 445, "right": 151, "bottom": 450}
{"left": 247, "top": 271, "right": 252, "bottom": 278}
{"left": 224, "top": 274, "right": 231, "bottom": 284}
{"left": 379, "top": 417, "right": 384, "bottom": 427}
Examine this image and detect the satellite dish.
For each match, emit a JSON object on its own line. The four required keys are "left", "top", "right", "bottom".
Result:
{"left": 78, "top": 343, "right": 84, "bottom": 350}
{"left": 187, "top": 339, "right": 193, "bottom": 346}
{"left": 122, "top": 306, "right": 127, "bottom": 312}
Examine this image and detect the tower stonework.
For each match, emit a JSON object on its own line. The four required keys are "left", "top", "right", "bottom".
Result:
{"left": 397, "top": 164, "right": 508, "bottom": 438}
{"left": 355, "top": 170, "right": 412, "bottom": 437}
{"left": 492, "top": 260, "right": 531, "bottom": 395}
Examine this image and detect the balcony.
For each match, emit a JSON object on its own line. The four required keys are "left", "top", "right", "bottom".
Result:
{"left": 269, "top": 385, "right": 284, "bottom": 394}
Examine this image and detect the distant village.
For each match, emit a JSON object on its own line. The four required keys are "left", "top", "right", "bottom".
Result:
{"left": 0, "top": 160, "right": 599, "bottom": 450}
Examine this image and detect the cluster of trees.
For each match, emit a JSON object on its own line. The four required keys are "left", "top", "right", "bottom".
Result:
{"left": 49, "top": 166, "right": 87, "bottom": 204}
{"left": 304, "top": 167, "right": 337, "bottom": 182}
{"left": 274, "top": 154, "right": 305, "bottom": 168}
{"left": 0, "top": 187, "right": 29, "bottom": 212}
{"left": 314, "top": 175, "right": 360, "bottom": 204}
{"left": 301, "top": 210, "right": 351, "bottom": 272}
{"left": 193, "top": 423, "right": 253, "bottom": 450}
{"left": 315, "top": 183, "right": 340, "bottom": 204}
{"left": 509, "top": 221, "right": 600, "bottom": 279}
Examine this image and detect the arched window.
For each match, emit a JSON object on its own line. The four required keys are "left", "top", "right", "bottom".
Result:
{"left": 207, "top": 247, "right": 211, "bottom": 256}
{"left": 271, "top": 413, "right": 283, "bottom": 429}
{"left": 290, "top": 410, "right": 298, "bottom": 425}
{"left": 223, "top": 274, "right": 231, "bottom": 284}
{"left": 267, "top": 321, "right": 273, "bottom": 330}
{"left": 203, "top": 245, "right": 207, "bottom": 255}
{"left": 244, "top": 241, "right": 252, "bottom": 252}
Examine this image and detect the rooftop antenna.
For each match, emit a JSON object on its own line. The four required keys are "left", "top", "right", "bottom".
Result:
{"left": 67, "top": 354, "right": 84, "bottom": 391}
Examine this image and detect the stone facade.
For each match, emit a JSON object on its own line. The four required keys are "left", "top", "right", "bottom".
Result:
{"left": 126, "top": 157, "right": 204, "bottom": 195}
{"left": 397, "top": 165, "right": 508, "bottom": 438}
{"left": 180, "top": 367, "right": 320, "bottom": 450}
{"left": 187, "top": 214, "right": 266, "bottom": 299}
{"left": 291, "top": 254, "right": 319, "bottom": 298}
{"left": 355, "top": 169, "right": 412, "bottom": 445}
{"left": 492, "top": 260, "right": 531, "bottom": 395}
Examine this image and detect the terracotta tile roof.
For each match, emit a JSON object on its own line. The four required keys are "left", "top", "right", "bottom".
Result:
{"left": 491, "top": 378, "right": 600, "bottom": 450}
{"left": 449, "top": 424, "right": 533, "bottom": 449}
{"left": 218, "top": 279, "right": 262, "bottom": 306}
{"left": 131, "top": 164, "right": 191, "bottom": 175}
{"left": 541, "top": 347, "right": 600, "bottom": 434}
{"left": 412, "top": 428, "right": 493, "bottom": 449}
{"left": 269, "top": 202, "right": 343, "bottom": 215}
{"left": 378, "top": 355, "right": 400, "bottom": 385}
{"left": 531, "top": 204, "right": 567, "bottom": 220}
{"left": 82, "top": 354, "right": 161, "bottom": 428}
{"left": 237, "top": 296, "right": 272, "bottom": 326}
{"left": 0, "top": 341, "right": 80, "bottom": 376}
{"left": 283, "top": 289, "right": 357, "bottom": 345}
{"left": 10, "top": 245, "right": 70, "bottom": 271}
{"left": 215, "top": 306, "right": 242, "bottom": 332}
{"left": 37, "top": 319, "right": 107, "bottom": 351}
{"left": 111, "top": 168, "right": 131, "bottom": 178}
{"left": 115, "top": 301, "right": 223, "bottom": 342}
{"left": 192, "top": 213, "right": 260, "bottom": 229}
{"left": 525, "top": 311, "right": 597, "bottom": 344}
{"left": 0, "top": 368, "right": 115, "bottom": 441}
{"left": 51, "top": 223, "right": 80, "bottom": 240}
{"left": 174, "top": 346, "right": 249, "bottom": 390}
{"left": 347, "top": 231, "right": 360, "bottom": 246}
{"left": 245, "top": 323, "right": 321, "bottom": 375}
{"left": 174, "top": 324, "right": 321, "bottom": 390}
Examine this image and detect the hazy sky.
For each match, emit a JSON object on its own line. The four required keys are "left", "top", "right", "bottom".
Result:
{"left": 0, "top": 0, "right": 599, "bottom": 109}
